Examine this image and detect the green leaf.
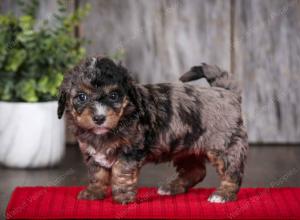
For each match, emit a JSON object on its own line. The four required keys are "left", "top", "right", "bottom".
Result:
{"left": 5, "top": 49, "right": 27, "bottom": 72}
{"left": 19, "top": 15, "right": 34, "bottom": 30}
{"left": 49, "top": 72, "right": 63, "bottom": 96}
{"left": 15, "top": 79, "right": 38, "bottom": 102}
{"left": 37, "top": 75, "right": 49, "bottom": 93}
{"left": 17, "top": 29, "right": 35, "bottom": 43}
{"left": 0, "top": 80, "right": 14, "bottom": 101}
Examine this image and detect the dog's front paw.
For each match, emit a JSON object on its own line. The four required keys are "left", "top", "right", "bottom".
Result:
{"left": 77, "top": 189, "right": 105, "bottom": 200}
{"left": 113, "top": 191, "right": 136, "bottom": 204}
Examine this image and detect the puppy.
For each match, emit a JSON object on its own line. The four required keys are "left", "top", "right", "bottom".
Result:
{"left": 58, "top": 57, "right": 248, "bottom": 204}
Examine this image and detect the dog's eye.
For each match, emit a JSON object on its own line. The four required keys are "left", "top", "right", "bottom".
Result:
{"left": 77, "top": 93, "right": 88, "bottom": 102}
{"left": 108, "top": 92, "right": 119, "bottom": 102}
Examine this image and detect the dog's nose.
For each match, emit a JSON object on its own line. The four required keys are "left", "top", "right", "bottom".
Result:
{"left": 93, "top": 115, "right": 106, "bottom": 125}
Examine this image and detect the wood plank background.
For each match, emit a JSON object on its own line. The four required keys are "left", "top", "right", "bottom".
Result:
{"left": 1, "top": 0, "right": 299, "bottom": 143}
{"left": 79, "top": 0, "right": 231, "bottom": 83}
{"left": 233, "top": 0, "right": 300, "bottom": 143}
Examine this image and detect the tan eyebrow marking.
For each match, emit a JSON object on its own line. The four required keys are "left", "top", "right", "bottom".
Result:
{"left": 103, "top": 85, "right": 119, "bottom": 94}
{"left": 79, "top": 83, "right": 94, "bottom": 95}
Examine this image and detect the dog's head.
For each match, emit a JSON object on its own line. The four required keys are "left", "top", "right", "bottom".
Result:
{"left": 58, "top": 57, "right": 139, "bottom": 135}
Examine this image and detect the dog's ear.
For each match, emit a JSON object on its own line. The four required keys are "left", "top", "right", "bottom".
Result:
{"left": 57, "top": 90, "right": 66, "bottom": 119}
{"left": 127, "top": 82, "right": 145, "bottom": 118}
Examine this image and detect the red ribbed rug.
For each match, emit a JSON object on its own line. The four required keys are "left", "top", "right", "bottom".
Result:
{"left": 6, "top": 187, "right": 300, "bottom": 219}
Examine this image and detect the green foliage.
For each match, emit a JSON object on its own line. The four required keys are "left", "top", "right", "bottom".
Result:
{"left": 0, "top": 0, "right": 90, "bottom": 102}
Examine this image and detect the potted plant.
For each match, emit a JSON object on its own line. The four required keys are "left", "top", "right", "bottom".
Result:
{"left": 0, "top": 1, "right": 90, "bottom": 168}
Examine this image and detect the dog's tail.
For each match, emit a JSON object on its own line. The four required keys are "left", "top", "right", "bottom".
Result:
{"left": 179, "top": 63, "right": 240, "bottom": 94}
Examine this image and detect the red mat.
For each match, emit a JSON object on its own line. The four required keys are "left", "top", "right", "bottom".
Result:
{"left": 6, "top": 187, "right": 300, "bottom": 219}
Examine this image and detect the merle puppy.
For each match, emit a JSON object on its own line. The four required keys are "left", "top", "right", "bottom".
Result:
{"left": 58, "top": 57, "right": 248, "bottom": 204}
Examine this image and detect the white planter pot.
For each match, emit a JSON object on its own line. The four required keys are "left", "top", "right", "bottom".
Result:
{"left": 0, "top": 101, "right": 65, "bottom": 168}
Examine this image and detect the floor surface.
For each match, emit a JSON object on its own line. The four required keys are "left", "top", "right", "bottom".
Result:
{"left": 1, "top": 145, "right": 300, "bottom": 218}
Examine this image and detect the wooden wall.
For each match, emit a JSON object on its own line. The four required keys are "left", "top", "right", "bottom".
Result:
{"left": 1, "top": 0, "right": 300, "bottom": 143}
{"left": 79, "top": 0, "right": 231, "bottom": 83}
{"left": 233, "top": 0, "right": 300, "bottom": 143}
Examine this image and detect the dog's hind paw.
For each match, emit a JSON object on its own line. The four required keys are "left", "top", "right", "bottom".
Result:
{"left": 157, "top": 183, "right": 187, "bottom": 196}
{"left": 208, "top": 191, "right": 236, "bottom": 203}
{"left": 208, "top": 194, "right": 226, "bottom": 203}
{"left": 157, "top": 187, "right": 171, "bottom": 195}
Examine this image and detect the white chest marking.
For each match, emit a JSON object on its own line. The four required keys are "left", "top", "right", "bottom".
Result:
{"left": 86, "top": 146, "right": 114, "bottom": 168}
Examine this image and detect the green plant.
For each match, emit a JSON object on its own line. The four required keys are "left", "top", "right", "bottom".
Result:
{"left": 0, "top": 0, "right": 90, "bottom": 102}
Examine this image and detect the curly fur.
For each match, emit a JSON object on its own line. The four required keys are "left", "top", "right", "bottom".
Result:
{"left": 58, "top": 56, "right": 248, "bottom": 204}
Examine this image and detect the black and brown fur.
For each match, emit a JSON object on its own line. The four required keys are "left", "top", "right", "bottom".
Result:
{"left": 58, "top": 57, "right": 248, "bottom": 204}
